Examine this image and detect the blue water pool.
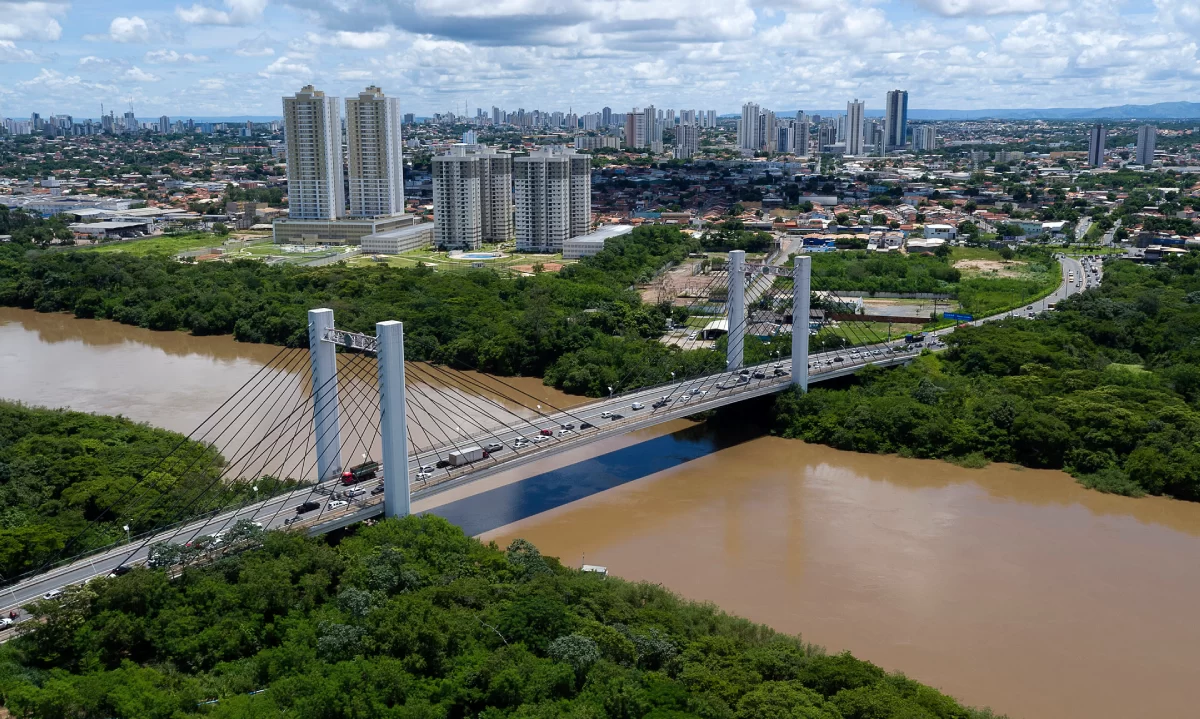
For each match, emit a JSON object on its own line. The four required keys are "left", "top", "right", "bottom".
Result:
{"left": 459, "top": 252, "right": 501, "bottom": 260}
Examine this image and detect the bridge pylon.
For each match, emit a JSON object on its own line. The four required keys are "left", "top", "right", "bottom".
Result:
{"left": 376, "top": 321, "right": 411, "bottom": 518}
{"left": 727, "top": 249, "right": 746, "bottom": 370}
{"left": 308, "top": 308, "right": 343, "bottom": 482}
{"left": 791, "top": 255, "right": 811, "bottom": 391}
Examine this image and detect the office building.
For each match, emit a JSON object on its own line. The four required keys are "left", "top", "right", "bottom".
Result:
{"left": 884, "top": 90, "right": 908, "bottom": 150}
{"left": 514, "top": 146, "right": 590, "bottom": 253}
{"left": 845, "top": 100, "right": 865, "bottom": 155}
{"left": 1087, "top": 124, "right": 1106, "bottom": 167}
{"left": 739, "top": 102, "right": 760, "bottom": 151}
{"left": 913, "top": 125, "right": 936, "bottom": 152}
{"left": 1136, "top": 124, "right": 1157, "bottom": 166}
{"left": 676, "top": 123, "right": 699, "bottom": 159}
{"left": 282, "top": 85, "right": 345, "bottom": 220}
{"left": 432, "top": 144, "right": 513, "bottom": 250}
{"left": 345, "top": 86, "right": 405, "bottom": 218}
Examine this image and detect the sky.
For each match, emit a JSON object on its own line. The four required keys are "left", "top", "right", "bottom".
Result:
{"left": 0, "top": 0, "right": 1196, "bottom": 118}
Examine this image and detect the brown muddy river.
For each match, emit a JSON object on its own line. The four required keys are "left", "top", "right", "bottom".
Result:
{"left": 3, "top": 307, "right": 1199, "bottom": 718}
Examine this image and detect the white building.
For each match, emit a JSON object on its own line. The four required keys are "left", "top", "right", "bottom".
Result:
{"left": 283, "top": 85, "right": 345, "bottom": 220}
{"left": 676, "top": 123, "right": 699, "bottom": 159}
{"left": 738, "top": 102, "right": 760, "bottom": 151}
{"left": 345, "top": 86, "right": 405, "bottom": 219}
{"left": 432, "top": 144, "right": 513, "bottom": 250}
{"left": 1136, "top": 125, "right": 1157, "bottom": 167}
{"left": 923, "top": 223, "right": 957, "bottom": 240}
{"left": 1087, "top": 124, "right": 1106, "bottom": 167}
{"left": 624, "top": 107, "right": 649, "bottom": 149}
{"left": 361, "top": 223, "right": 434, "bottom": 254}
{"left": 562, "top": 224, "right": 633, "bottom": 259}
{"left": 845, "top": 99, "right": 865, "bottom": 156}
{"left": 913, "top": 126, "right": 937, "bottom": 152}
{"left": 514, "top": 146, "right": 591, "bottom": 253}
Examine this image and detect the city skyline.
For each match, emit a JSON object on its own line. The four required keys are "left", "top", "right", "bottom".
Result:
{"left": 1, "top": 1, "right": 1199, "bottom": 117}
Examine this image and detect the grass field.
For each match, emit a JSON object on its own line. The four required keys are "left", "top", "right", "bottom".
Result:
{"left": 351, "top": 244, "right": 573, "bottom": 273}
{"left": 83, "top": 233, "right": 233, "bottom": 256}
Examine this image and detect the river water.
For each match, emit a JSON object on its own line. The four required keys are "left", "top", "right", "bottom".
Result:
{"left": 3, "top": 307, "right": 1199, "bottom": 718}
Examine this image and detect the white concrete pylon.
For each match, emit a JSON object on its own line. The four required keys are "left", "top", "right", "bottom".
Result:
{"left": 792, "top": 256, "right": 811, "bottom": 391}
{"left": 308, "top": 308, "right": 343, "bottom": 483}
{"left": 376, "top": 320, "right": 411, "bottom": 518}
{"left": 727, "top": 249, "right": 746, "bottom": 370}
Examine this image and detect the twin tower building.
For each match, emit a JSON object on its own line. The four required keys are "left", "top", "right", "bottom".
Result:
{"left": 280, "top": 85, "right": 591, "bottom": 253}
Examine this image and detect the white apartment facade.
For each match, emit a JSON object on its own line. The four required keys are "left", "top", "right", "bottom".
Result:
{"left": 345, "top": 86, "right": 405, "bottom": 218}
{"left": 431, "top": 144, "right": 515, "bottom": 250}
{"left": 514, "top": 146, "right": 591, "bottom": 253}
{"left": 282, "top": 85, "right": 345, "bottom": 220}
{"left": 846, "top": 100, "right": 865, "bottom": 156}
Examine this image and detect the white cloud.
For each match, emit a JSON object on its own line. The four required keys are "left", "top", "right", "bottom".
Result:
{"left": 108, "top": 16, "right": 151, "bottom": 43}
{"left": 124, "top": 66, "right": 161, "bottom": 82}
{"left": 177, "top": 0, "right": 268, "bottom": 26}
{"left": 0, "top": 38, "right": 38, "bottom": 62}
{"left": 258, "top": 55, "right": 311, "bottom": 77}
{"left": 914, "top": 0, "right": 1067, "bottom": 16}
{"left": 234, "top": 33, "right": 275, "bottom": 56}
{"left": 146, "top": 49, "right": 210, "bottom": 63}
{"left": 305, "top": 30, "right": 392, "bottom": 49}
{"left": 0, "top": 1, "right": 66, "bottom": 41}
{"left": 198, "top": 77, "right": 226, "bottom": 90}
{"left": 16, "top": 67, "right": 119, "bottom": 94}
{"left": 964, "top": 24, "right": 992, "bottom": 42}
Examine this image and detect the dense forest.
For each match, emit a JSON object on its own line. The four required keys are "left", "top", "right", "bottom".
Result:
{"left": 0, "top": 402, "right": 288, "bottom": 579}
{"left": 0, "top": 515, "right": 999, "bottom": 718}
{"left": 0, "top": 226, "right": 715, "bottom": 396}
{"left": 775, "top": 254, "right": 1200, "bottom": 500}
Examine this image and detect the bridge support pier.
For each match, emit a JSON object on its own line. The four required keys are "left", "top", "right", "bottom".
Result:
{"left": 308, "top": 308, "right": 343, "bottom": 483}
{"left": 727, "top": 249, "right": 745, "bottom": 370}
{"left": 791, "top": 256, "right": 811, "bottom": 391}
{"left": 376, "top": 320, "right": 411, "bottom": 518}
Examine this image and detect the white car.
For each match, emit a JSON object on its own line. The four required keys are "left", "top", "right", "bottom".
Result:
{"left": 42, "top": 589, "right": 62, "bottom": 601}
{"left": 631, "top": 401, "right": 645, "bottom": 410}
{"left": 345, "top": 487, "right": 367, "bottom": 498}
{"left": 600, "top": 410, "right": 612, "bottom": 418}
{"left": 511, "top": 438, "right": 530, "bottom": 449}
{"left": 415, "top": 471, "right": 432, "bottom": 481}
{"left": 0, "top": 617, "right": 13, "bottom": 629}
{"left": 327, "top": 500, "right": 349, "bottom": 510}
{"left": 531, "top": 435, "right": 550, "bottom": 443}
{"left": 556, "top": 428, "right": 574, "bottom": 438}
{"left": 418, "top": 464, "right": 435, "bottom": 474}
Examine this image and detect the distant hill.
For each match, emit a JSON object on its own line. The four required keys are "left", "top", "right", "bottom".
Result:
{"left": 770, "top": 102, "right": 1200, "bottom": 121}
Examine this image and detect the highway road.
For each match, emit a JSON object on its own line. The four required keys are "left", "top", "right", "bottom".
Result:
{"left": 0, "top": 255, "right": 1088, "bottom": 631}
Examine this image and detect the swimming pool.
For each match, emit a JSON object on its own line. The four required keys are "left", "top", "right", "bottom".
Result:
{"left": 458, "top": 252, "right": 502, "bottom": 260}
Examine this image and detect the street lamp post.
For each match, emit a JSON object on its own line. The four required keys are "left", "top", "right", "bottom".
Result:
{"left": 123, "top": 524, "right": 130, "bottom": 543}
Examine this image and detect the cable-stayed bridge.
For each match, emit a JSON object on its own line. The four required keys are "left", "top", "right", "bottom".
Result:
{"left": 0, "top": 253, "right": 1085, "bottom": 619}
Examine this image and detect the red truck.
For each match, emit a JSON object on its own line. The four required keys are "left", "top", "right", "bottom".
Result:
{"left": 341, "top": 461, "right": 379, "bottom": 485}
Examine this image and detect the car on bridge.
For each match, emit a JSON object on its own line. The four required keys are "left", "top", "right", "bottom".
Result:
{"left": 511, "top": 437, "right": 530, "bottom": 449}
{"left": 328, "top": 500, "right": 348, "bottom": 510}
{"left": 652, "top": 397, "right": 670, "bottom": 409}
{"left": 296, "top": 500, "right": 321, "bottom": 515}
{"left": 580, "top": 421, "right": 594, "bottom": 429}
{"left": 556, "top": 428, "right": 574, "bottom": 438}
{"left": 608, "top": 413, "right": 624, "bottom": 420}
{"left": 485, "top": 442, "right": 504, "bottom": 453}
{"left": 42, "top": 589, "right": 62, "bottom": 601}
{"left": 631, "top": 401, "right": 645, "bottom": 410}
{"left": 346, "top": 487, "right": 368, "bottom": 498}
{"left": 415, "top": 471, "right": 432, "bottom": 481}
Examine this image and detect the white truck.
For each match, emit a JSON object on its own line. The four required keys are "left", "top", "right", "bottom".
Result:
{"left": 448, "top": 446, "right": 487, "bottom": 466}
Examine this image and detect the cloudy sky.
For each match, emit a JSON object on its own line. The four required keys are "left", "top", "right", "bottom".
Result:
{"left": 0, "top": 0, "right": 1196, "bottom": 118}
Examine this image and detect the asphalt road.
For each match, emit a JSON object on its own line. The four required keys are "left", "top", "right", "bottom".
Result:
{"left": 0, "top": 255, "right": 1086, "bottom": 631}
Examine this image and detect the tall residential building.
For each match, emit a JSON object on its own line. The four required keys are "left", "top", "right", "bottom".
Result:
{"left": 514, "top": 146, "right": 590, "bottom": 252}
{"left": 759, "top": 109, "right": 776, "bottom": 152}
{"left": 676, "top": 123, "right": 699, "bottom": 159}
{"left": 624, "top": 108, "right": 647, "bottom": 149}
{"left": 158, "top": 115, "right": 170, "bottom": 133}
{"left": 913, "top": 125, "right": 937, "bottom": 152}
{"left": 282, "top": 85, "right": 345, "bottom": 220}
{"left": 796, "top": 113, "right": 811, "bottom": 158}
{"left": 345, "top": 86, "right": 405, "bottom": 218}
{"left": 776, "top": 123, "right": 794, "bottom": 154}
{"left": 1136, "top": 124, "right": 1157, "bottom": 166}
{"left": 738, "top": 102, "right": 760, "bottom": 150}
{"left": 431, "top": 144, "right": 514, "bottom": 250}
{"left": 601, "top": 106, "right": 612, "bottom": 127}
{"left": 845, "top": 100, "right": 865, "bottom": 155}
{"left": 884, "top": 90, "right": 908, "bottom": 150}
{"left": 1087, "top": 124, "right": 1106, "bottom": 167}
